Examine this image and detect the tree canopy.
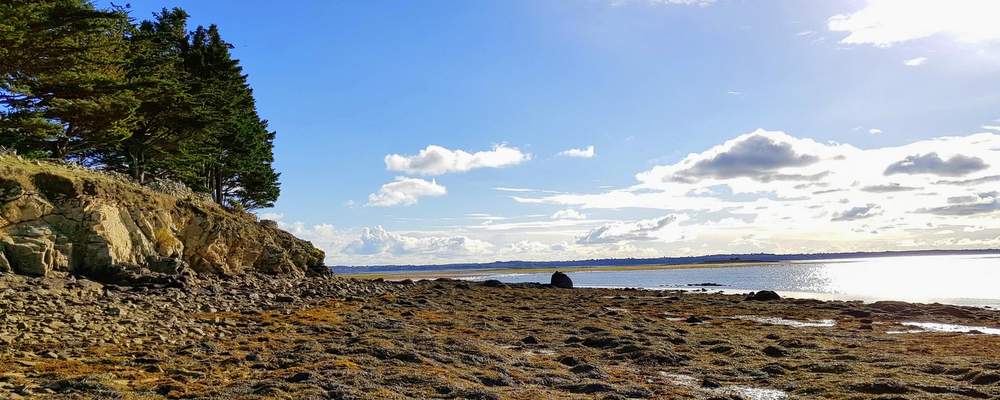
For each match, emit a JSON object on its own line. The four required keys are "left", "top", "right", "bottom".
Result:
{"left": 0, "top": 1, "right": 280, "bottom": 209}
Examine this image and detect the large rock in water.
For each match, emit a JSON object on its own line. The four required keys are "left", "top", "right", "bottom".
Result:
{"left": 0, "top": 157, "right": 325, "bottom": 284}
{"left": 550, "top": 271, "right": 573, "bottom": 289}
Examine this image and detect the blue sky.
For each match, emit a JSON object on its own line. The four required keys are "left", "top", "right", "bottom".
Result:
{"left": 118, "top": 0, "right": 1000, "bottom": 265}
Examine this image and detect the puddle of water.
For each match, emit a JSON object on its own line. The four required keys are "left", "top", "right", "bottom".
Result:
{"left": 731, "top": 315, "right": 835, "bottom": 328}
{"left": 659, "top": 372, "right": 698, "bottom": 386}
{"left": 658, "top": 372, "right": 788, "bottom": 400}
{"left": 885, "top": 329, "right": 925, "bottom": 334}
{"left": 899, "top": 322, "right": 1000, "bottom": 335}
{"left": 722, "top": 386, "right": 788, "bottom": 400}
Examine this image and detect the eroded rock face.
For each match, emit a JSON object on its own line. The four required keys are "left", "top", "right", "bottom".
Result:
{"left": 0, "top": 160, "right": 325, "bottom": 284}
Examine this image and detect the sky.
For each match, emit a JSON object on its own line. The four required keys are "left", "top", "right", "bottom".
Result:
{"left": 116, "top": 0, "right": 1000, "bottom": 266}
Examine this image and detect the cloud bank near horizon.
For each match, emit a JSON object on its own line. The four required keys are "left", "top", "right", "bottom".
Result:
{"left": 277, "top": 129, "right": 1000, "bottom": 266}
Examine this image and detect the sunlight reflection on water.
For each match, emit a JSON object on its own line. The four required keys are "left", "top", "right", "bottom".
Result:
{"left": 472, "top": 255, "right": 1000, "bottom": 307}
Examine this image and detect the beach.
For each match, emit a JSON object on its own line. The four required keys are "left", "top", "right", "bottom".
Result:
{"left": 2, "top": 273, "right": 998, "bottom": 399}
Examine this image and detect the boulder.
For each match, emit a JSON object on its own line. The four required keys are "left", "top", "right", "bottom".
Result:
{"left": 746, "top": 290, "right": 781, "bottom": 301}
{"left": 550, "top": 271, "right": 573, "bottom": 289}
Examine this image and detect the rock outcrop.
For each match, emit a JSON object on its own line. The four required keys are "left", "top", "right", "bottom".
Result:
{"left": 0, "top": 156, "right": 325, "bottom": 284}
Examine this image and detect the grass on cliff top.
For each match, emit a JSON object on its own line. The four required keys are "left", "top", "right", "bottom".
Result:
{"left": 0, "top": 153, "right": 218, "bottom": 208}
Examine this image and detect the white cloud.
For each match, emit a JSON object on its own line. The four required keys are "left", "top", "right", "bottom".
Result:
{"left": 884, "top": 153, "right": 989, "bottom": 177}
{"left": 641, "top": 130, "right": 831, "bottom": 183}
{"left": 869, "top": 128, "right": 883, "bottom": 134}
{"left": 343, "top": 226, "right": 493, "bottom": 257}
{"left": 558, "top": 145, "right": 596, "bottom": 158}
{"left": 828, "top": 0, "right": 1000, "bottom": 47}
{"left": 831, "top": 204, "right": 882, "bottom": 221}
{"left": 982, "top": 125, "right": 1000, "bottom": 131}
{"left": 257, "top": 212, "right": 284, "bottom": 221}
{"left": 514, "top": 129, "right": 1000, "bottom": 253}
{"left": 366, "top": 177, "right": 446, "bottom": 207}
{"left": 577, "top": 215, "right": 684, "bottom": 244}
{"left": 306, "top": 128, "right": 1000, "bottom": 266}
{"left": 903, "top": 57, "right": 928, "bottom": 66}
{"left": 384, "top": 144, "right": 530, "bottom": 176}
{"left": 727, "top": 91, "right": 743, "bottom": 95}
{"left": 551, "top": 209, "right": 587, "bottom": 220}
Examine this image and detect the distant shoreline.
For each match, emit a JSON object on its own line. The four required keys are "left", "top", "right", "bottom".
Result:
{"left": 338, "top": 261, "right": 781, "bottom": 280}
{"left": 334, "top": 249, "right": 1000, "bottom": 278}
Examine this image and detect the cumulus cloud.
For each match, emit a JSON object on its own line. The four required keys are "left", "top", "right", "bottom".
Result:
{"left": 884, "top": 153, "right": 989, "bottom": 177}
{"left": 331, "top": 130, "right": 1000, "bottom": 265}
{"left": 384, "top": 144, "right": 529, "bottom": 176}
{"left": 551, "top": 209, "right": 587, "bottom": 220}
{"left": 577, "top": 215, "right": 681, "bottom": 244}
{"left": 903, "top": 57, "right": 927, "bottom": 66}
{"left": 343, "top": 226, "right": 493, "bottom": 256}
{"left": 366, "top": 177, "right": 446, "bottom": 207}
{"left": 827, "top": 0, "right": 1000, "bottom": 47}
{"left": 832, "top": 204, "right": 882, "bottom": 221}
{"left": 916, "top": 192, "right": 1000, "bottom": 216}
{"left": 661, "top": 131, "right": 824, "bottom": 183}
{"left": 513, "top": 129, "right": 1000, "bottom": 252}
{"left": 501, "top": 240, "right": 557, "bottom": 255}
{"left": 558, "top": 145, "right": 596, "bottom": 158}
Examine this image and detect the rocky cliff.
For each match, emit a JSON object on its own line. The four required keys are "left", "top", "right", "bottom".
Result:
{"left": 0, "top": 155, "right": 325, "bottom": 285}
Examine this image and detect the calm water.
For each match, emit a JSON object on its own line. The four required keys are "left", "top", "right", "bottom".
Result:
{"left": 469, "top": 255, "right": 1000, "bottom": 308}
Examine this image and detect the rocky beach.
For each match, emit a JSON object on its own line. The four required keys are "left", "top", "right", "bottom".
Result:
{"left": 2, "top": 157, "right": 999, "bottom": 399}
{"left": 2, "top": 273, "right": 1000, "bottom": 399}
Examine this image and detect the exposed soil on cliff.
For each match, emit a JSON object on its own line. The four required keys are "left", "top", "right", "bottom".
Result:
{"left": 2, "top": 275, "right": 998, "bottom": 399}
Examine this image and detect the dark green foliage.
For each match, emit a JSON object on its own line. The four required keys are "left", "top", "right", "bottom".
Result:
{"left": 0, "top": 0, "right": 136, "bottom": 158}
{"left": 1, "top": 2, "right": 281, "bottom": 209}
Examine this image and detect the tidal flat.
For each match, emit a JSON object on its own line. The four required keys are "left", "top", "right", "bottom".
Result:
{"left": 1, "top": 274, "right": 999, "bottom": 399}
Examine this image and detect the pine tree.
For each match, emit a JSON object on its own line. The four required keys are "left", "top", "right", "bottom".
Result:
{"left": 109, "top": 7, "right": 206, "bottom": 183}
{"left": 1, "top": 3, "right": 282, "bottom": 208}
{"left": 0, "top": 0, "right": 136, "bottom": 159}
{"left": 179, "top": 25, "right": 280, "bottom": 209}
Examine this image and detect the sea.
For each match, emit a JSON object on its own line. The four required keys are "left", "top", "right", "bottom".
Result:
{"left": 465, "top": 254, "right": 1000, "bottom": 308}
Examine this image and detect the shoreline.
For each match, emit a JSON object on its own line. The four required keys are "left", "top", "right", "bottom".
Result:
{"left": 2, "top": 273, "right": 998, "bottom": 398}
{"left": 337, "top": 261, "right": 778, "bottom": 280}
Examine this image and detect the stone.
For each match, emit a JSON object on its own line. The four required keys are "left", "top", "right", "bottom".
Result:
{"left": 287, "top": 372, "right": 311, "bottom": 383}
{"left": 746, "top": 290, "right": 781, "bottom": 301}
{"left": 4, "top": 238, "right": 54, "bottom": 276}
{"left": 481, "top": 280, "right": 506, "bottom": 288}
{"left": 762, "top": 345, "right": 789, "bottom": 357}
{"left": 550, "top": 271, "right": 573, "bottom": 289}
